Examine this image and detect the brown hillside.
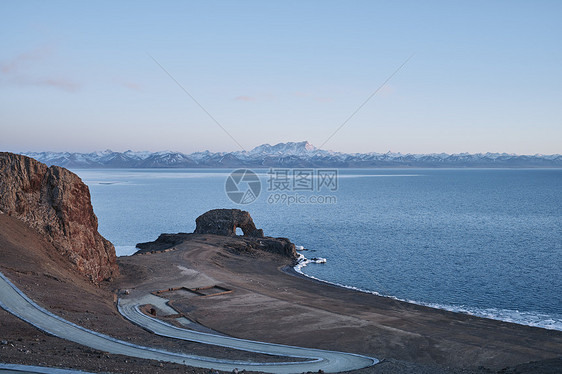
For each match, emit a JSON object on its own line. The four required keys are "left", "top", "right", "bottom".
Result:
{"left": 0, "top": 152, "right": 118, "bottom": 282}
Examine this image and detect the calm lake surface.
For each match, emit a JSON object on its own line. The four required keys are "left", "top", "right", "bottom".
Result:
{"left": 74, "top": 168, "right": 562, "bottom": 331}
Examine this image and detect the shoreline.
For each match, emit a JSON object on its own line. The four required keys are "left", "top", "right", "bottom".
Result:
{"left": 117, "top": 244, "right": 562, "bottom": 334}
{"left": 116, "top": 234, "right": 562, "bottom": 372}
{"left": 2, "top": 216, "right": 561, "bottom": 373}
{"left": 284, "top": 261, "right": 562, "bottom": 332}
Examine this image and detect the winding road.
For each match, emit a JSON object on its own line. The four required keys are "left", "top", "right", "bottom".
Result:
{"left": 0, "top": 363, "right": 96, "bottom": 373}
{"left": 0, "top": 271, "right": 377, "bottom": 373}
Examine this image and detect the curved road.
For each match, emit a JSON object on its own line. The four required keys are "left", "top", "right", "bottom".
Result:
{"left": 0, "top": 363, "right": 96, "bottom": 373}
{"left": 0, "top": 271, "right": 377, "bottom": 373}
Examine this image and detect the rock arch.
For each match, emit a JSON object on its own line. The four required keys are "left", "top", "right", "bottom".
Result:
{"left": 194, "top": 209, "right": 264, "bottom": 238}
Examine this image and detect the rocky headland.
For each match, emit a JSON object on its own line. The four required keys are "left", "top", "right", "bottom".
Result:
{"left": 0, "top": 152, "right": 118, "bottom": 282}
{"left": 136, "top": 208, "right": 297, "bottom": 259}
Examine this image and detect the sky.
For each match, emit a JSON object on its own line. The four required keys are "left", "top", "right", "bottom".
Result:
{"left": 1, "top": 0, "right": 561, "bottom": 155}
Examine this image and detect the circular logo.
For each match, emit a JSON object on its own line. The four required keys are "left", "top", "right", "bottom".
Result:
{"left": 225, "top": 169, "right": 261, "bottom": 204}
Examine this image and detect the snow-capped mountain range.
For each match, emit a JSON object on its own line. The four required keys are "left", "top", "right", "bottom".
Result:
{"left": 21, "top": 141, "right": 562, "bottom": 168}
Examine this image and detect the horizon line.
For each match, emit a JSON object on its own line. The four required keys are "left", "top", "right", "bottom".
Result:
{"left": 12, "top": 143, "right": 562, "bottom": 158}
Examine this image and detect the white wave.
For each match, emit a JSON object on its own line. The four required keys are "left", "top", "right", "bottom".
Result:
{"left": 294, "top": 249, "right": 327, "bottom": 272}
{"left": 413, "top": 302, "right": 562, "bottom": 331}
{"left": 293, "top": 266, "right": 562, "bottom": 332}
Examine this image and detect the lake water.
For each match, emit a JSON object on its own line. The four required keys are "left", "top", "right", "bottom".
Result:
{"left": 74, "top": 168, "right": 562, "bottom": 331}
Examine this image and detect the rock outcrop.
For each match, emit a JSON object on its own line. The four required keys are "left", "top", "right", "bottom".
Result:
{"left": 193, "top": 209, "right": 296, "bottom": 259}
{"left": 194, "top": 209, "right": 264, "bottom": 237}
{"left": 0, "top": 152, "right": 119, "bottom": 282}
{"left": 136, "top": 233, "right": 192, "bottom": 253}
{"left": 224, "top": 236, "right": 297, "bottom": 259}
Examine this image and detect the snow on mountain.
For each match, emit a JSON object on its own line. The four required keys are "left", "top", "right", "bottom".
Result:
{"left": 123, "top": 150, "right": 153, "bottom": 160}
{"left": 248, "top": 141, "right": 317, "bottom": 156}
{"left": 19, "top": 142, "right": 562, "bottom": 168}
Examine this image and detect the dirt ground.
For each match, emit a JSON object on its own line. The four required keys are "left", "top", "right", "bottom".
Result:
{"left": 1, "top": 214, "right": 561, "bottom": 373}
{"left": 117, "top": 234, "right": 562, "bottom": 372}
{"left": 0, "top": 215, "right": 306, "bottom": 373}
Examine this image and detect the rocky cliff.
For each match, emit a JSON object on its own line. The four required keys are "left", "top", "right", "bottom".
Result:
{"left": 0, "top": 152, "right": 119, "bottom": 282}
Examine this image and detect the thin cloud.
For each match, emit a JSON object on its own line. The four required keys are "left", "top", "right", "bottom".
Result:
{"left": 234, "top": 95, "right": 256, "bottom": 101}
{"left": 3, "top": 76, "right": 81, "bottom": 92}
{"left": 0, "top": 46, "right": 53, "bottom": 74}
{"left": 121, "top": 81, "right": 142, "bottom": 91}
{"left": 0, "top": 46, "right": 81, "bottom": 92}
{"left": 39, "top": 78, "right": 81, "bottom": 92}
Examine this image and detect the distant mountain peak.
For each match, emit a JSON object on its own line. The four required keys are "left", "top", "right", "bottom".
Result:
{"left": 302, "top": 141, "right": 317, "bottom": 152}
{"left": 249, "top": 141, "right": 317, "bottom": 156}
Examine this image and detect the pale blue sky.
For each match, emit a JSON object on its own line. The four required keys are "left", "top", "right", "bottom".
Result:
{"left": 1, "top": 0, "right": 561, "bottom": 154}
